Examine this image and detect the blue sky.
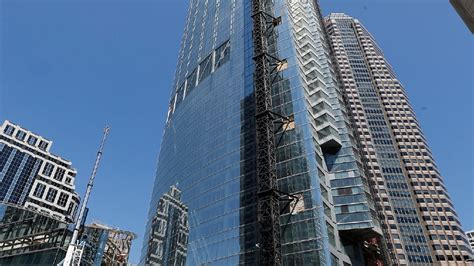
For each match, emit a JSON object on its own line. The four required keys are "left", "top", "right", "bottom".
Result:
{"left": 0, "top": 0, "right": 472, "bottom": 263}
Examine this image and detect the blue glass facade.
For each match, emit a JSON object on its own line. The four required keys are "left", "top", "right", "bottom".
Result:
{"left": 142, "top": 1, "right": 381, "bottom": 265}
{"left": 0, "top": 143, "right": 42, "bottom": 205}
{"left": 146, "top": 186, "right": 188, "bottom": 265}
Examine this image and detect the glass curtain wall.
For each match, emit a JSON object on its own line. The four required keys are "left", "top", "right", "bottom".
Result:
{"left": 141, "top": 1, "right": 380, "bottom": 265}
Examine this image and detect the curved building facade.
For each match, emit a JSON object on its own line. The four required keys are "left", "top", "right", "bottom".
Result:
{"left": 141, "top": 1, "right": 382, "bottom": 265}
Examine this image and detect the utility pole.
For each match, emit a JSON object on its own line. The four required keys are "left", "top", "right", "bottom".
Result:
{"left": 61, "top": 126, "right": 110, "bottom": 266}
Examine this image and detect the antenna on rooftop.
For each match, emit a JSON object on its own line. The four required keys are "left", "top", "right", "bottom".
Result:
{"left": 60, "top": 126, "right": 110, "bottom": 266}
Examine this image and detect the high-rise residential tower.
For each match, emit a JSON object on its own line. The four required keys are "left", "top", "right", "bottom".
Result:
{"left": 325, "top": 13, "right": 472, "bottom": 265}
{"left": 142, "top": 1, "right": 383, "bottom": 265}
{"left": 0, "top": 120, "right": 80, "bottom": 222}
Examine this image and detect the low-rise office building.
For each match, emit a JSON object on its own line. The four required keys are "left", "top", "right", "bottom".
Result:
{"left": 0, "top": 120, "right": 80, "bottom": 222}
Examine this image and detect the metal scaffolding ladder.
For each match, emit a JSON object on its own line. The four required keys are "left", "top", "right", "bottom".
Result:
{"left": 251, "top": 0, "right": 296, "bottom": 265}
{"left": 71, "top": 243, "right": 85, "bottom": 266}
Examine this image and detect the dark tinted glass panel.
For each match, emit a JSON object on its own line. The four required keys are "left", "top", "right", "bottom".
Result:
{"left": 198, "top": 54, "right": 212, "bottom": 83}
{"left": 175, "top": 84, "right": 185, "bottom": 107}
{"left": 3, "top": 125, "right": 14, "bottom": 136}
{"left": 15, "top": 131, "right": 26, "bottom": 141}
{"left": 27, "top": 136, "right": 38, "bottom": 146}
{"left": 186, "top": 69, "right": 197, "bottom": 94}
{"left": 33, "top": 183, "right": 46, "bottom": 198}
{"left": 215, "top": 41, "right": 230, "bottom": 69}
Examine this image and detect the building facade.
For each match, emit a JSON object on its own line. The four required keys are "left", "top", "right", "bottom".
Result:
{"left": 0, "top": 120, "right": 80, "bottom": 222}
{"left": 325, "top": 13, "right": 473, "bottom": 265}
{"left": 467, "top": 231, "right": 474, "bottom": 253}
{"left": 142, "top": 1, "right": 383, "bottom": 265}
{"left": 145, "top": 186, "right": 189, "bottom": 265}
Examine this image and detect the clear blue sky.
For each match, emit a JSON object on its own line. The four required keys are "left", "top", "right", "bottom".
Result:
{"left": 0, "top": 0, "right": 472, "bottom": 263}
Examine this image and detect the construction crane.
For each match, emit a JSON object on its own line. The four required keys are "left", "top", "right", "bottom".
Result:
{"left": 60, "top": 126, "right": 110, "bottom": 266}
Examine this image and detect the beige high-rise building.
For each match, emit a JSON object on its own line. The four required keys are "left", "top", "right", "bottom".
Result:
{"left": 324, "top": 13, "right": 473, "bottom": 265}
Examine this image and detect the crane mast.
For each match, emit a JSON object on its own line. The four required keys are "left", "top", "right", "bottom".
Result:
{"left": 61, "top": 126, "right": 110, "bottom": 266}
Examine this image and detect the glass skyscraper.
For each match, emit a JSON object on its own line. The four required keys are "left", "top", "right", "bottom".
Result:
{"left": 325, "top": 13, "right": 472, "bottom": 265}
{"left": 142, "top": 1, "right": 384, "bottom": 265}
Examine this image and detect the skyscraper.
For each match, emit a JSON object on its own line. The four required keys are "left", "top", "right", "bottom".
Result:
{"left": 0, "top": 120, "right": 80, "bottom": 222}
{"left": 325, "top": 13, "right": 472, "bottom": 265}
{"left": 142, "top": 1, "right": 383, "bottom": 265}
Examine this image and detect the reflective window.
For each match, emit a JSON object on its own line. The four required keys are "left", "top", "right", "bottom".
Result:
{"left": 33, "top": 183, "right": 46, "bottom": 198}
{"left": 175, "top": 84, "right": 185, "bottom": 107}
{"left": 15, "top": 130, "right": 26, "bottom": 141}
{"left": 57, "top": 192, "right": 69, "bottom": 207}
{"left": 198, "top": 54, "right": 213, "bottom": 83}
{"left": 27, "top": 135, "right": 38, "bottom": 146}
{"left": 39, "top": 140, "right": 48, "bottom": 151}
{"left": 45, "top": 188, "right": 58, "bottom": 203}
{"left": 168, "top": 95, "right": 176, "bottom": 115}
{"left": 327, "top": 222, "right": 336, "bottom": 247}
{"left": 67, "top": 202, "right": 75, "bottom": 215}
{"left": 214, "top": 41, "right": 230, "bottom": 69}
{"left": 3, "top": 125, "right": 14, "bottom": 136}
{"left": 42, "top": 163, "right": 54, "bottom": 177}
{"left": 54, "top": 168, "right": 65, "bottom": 182}
{"left": 186, "top": 69, "right": 197, "bottom": 95}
